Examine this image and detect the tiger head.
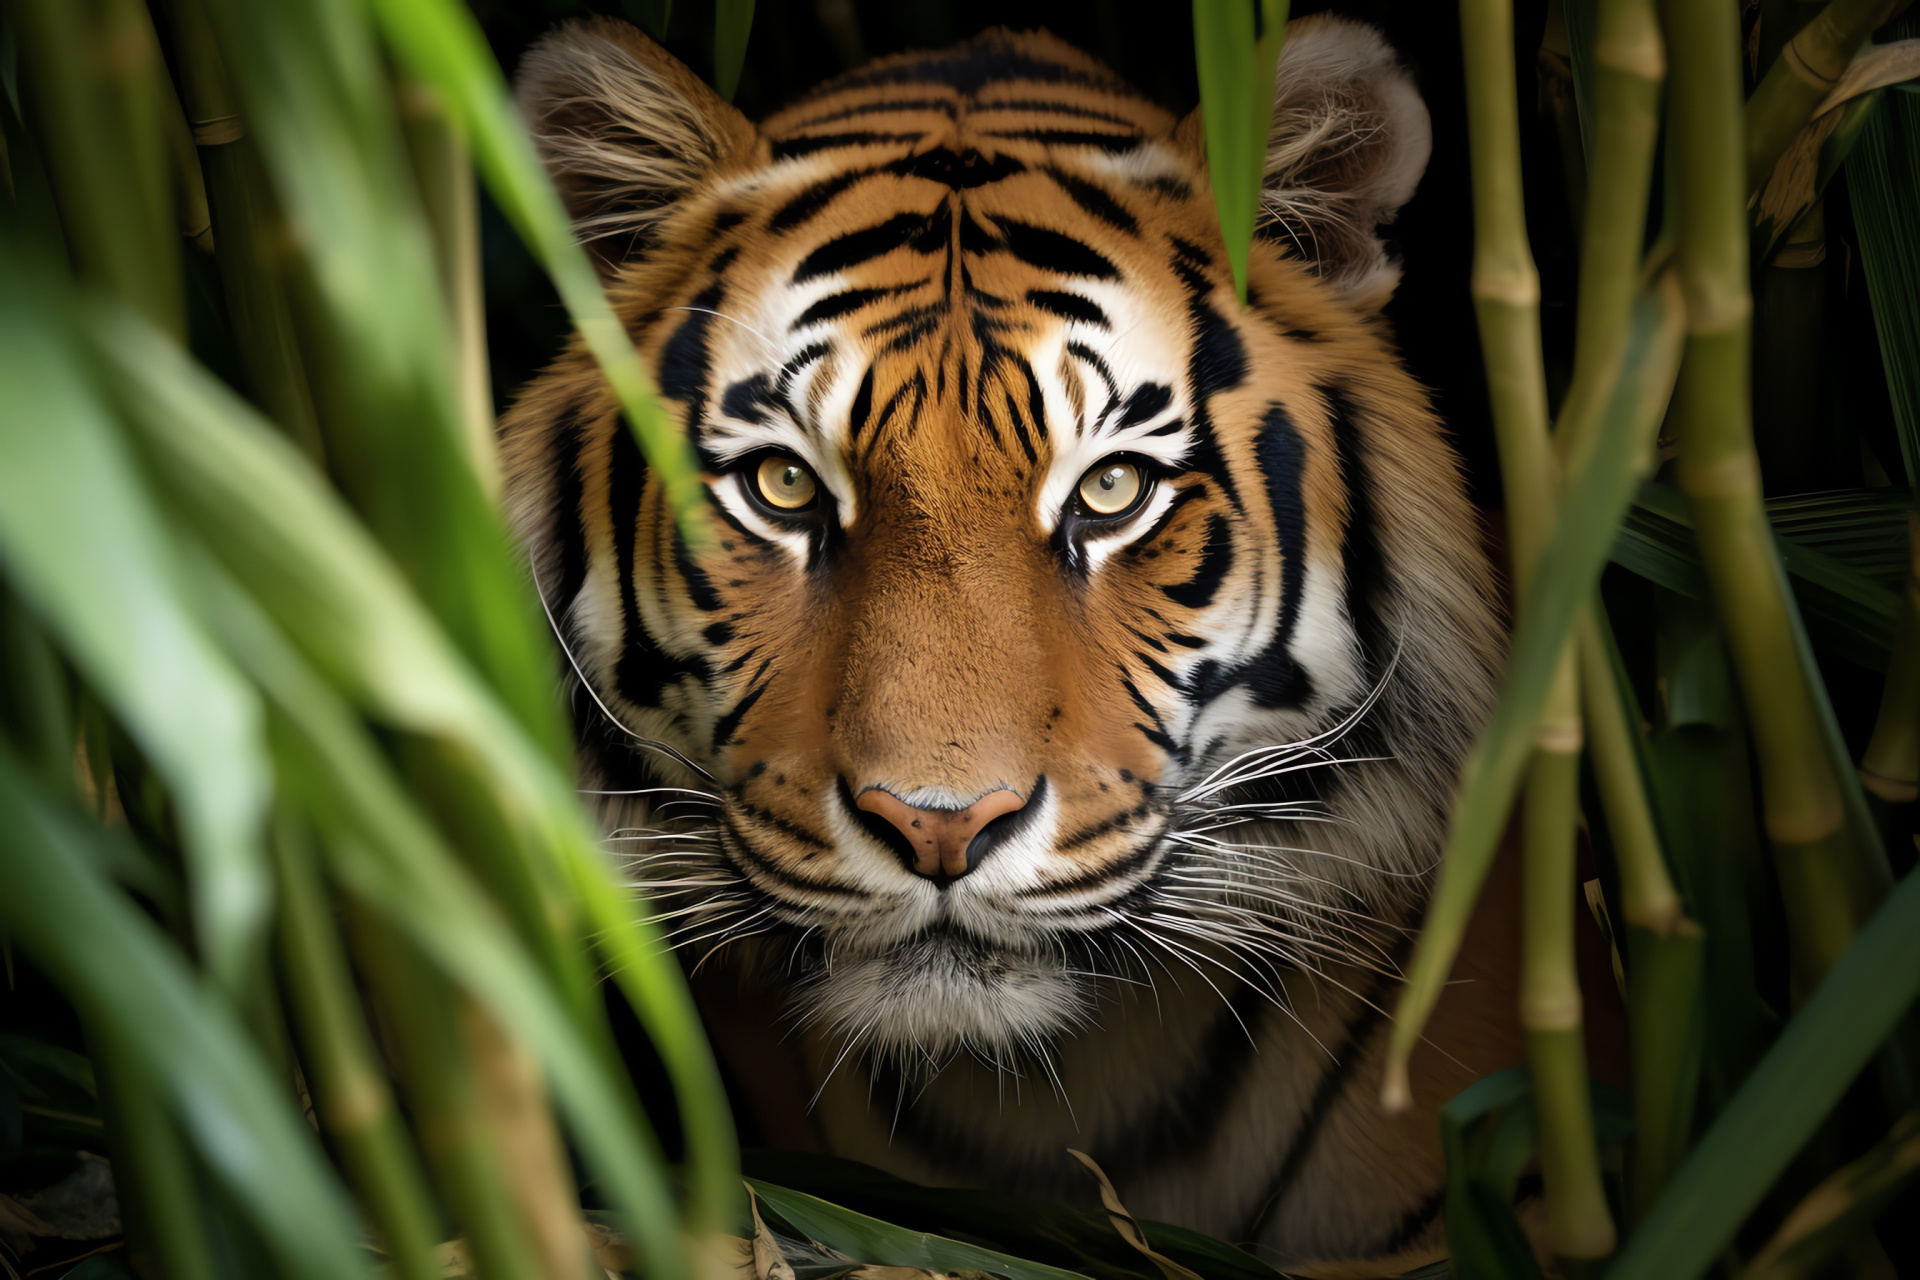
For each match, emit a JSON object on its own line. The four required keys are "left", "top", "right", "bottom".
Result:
{"left": 504, "top": 19, "right": 1500, "bottom": 1070}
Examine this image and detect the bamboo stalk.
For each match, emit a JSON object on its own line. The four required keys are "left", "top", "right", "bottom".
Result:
{"left": 1554, "top": 0, "right": 1667, "bottom": 472}
{"left": 159, "top": 0, "right": 328, "bottom": 464}
{"left": 1859, "top": 512, "right": 1920, "bottom": 805}
{"left": 1666, "top": 0, "right": 1874, "bottom": 999}
{"left": 1521, "top": 746, "right": 1617, "bottom": 1260}
{"left": 1457, "top": 0, "right": 1614, "bottom": 1257}
{"left": 1745, "top": 0, "right": 1907, "bottom": 195}
{"left": 12, "top": 0, "right": 183, "bottom": 336}
{"left": 88, "top": 1028, "right": 218, "bottom": 1280}
{"left": 271, "top": 811, "right": 442, "bottom": 1280}
{"left": 398, "top": 80, "right": 499, "bottom": 501}
{"left": 350, "top": 905, "right": 587, "bottom": 1280}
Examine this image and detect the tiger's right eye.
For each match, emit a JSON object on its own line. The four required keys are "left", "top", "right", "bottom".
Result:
{"left": 754, "top": 455, "right": 819, "bottom": 511}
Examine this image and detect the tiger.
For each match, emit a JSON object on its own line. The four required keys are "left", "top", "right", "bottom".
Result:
{"left": 503, "top": 16, "right": 1526, "bottom": 1277}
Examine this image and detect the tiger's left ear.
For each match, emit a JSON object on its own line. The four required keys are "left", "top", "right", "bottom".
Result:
{"left": 1183, "top": 16, "right": 1431, "bottom": 307}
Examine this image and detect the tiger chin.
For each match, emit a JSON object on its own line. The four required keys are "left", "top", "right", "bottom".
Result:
{"left": 503, "top": 16, "right": 1515, "bottom": 1279}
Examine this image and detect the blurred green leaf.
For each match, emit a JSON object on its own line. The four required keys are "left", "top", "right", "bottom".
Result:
{"left": 0, "top": 252, "right": 269, "bottom": 991}
{"left": 1849, "top": 27, "right": 1920, "bottom": 490}
{"left": 1193, "top": 0, "right": 1288, "bottom": 304}
{"left": 715, "top": 0, "right": 757, "bottom": 102}
{"left": 1609, "top": 861, "right": 1920, "bottom": 1279}
{"left": 748, "top": 1180, "right": 1094, "bottom": 1280}
{"left": 366, "top": 0, "right": 709, "bottom": 539}
{"left": 0, "top": 747, "right": 369, "bottom": 1280}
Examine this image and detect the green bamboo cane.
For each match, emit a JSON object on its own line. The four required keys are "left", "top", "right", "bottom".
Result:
{"left": 1665, "top": 0, "right": 1876, "bottom": 1001}
{"left": 1859, "top": 512, "right": 1920, "bottom": 806}
{"left": 1745, "top": 0, "right": 1908, "bottom": 195}
{"left": 271, "top": 811, "right": 443, "bottom": 1280}
{"left": 10, "top": 0, "right": 182, "bottom": 337}
{"left": 159, "top": 0, "right": 328, "bottom": 463}
{"left": 89, "top": 1028, "right": 219, "bottom": 1280}
{"left": 1454, "top": 0, "right": 1615, "bottom": 1256}
{"left": 398, "top": 80, "right": 498, "bottom": 501}
{"left": 348, "top": 905, "right": 562, "bottom": 1280}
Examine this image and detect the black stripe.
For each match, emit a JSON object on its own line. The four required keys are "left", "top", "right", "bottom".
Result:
{"left": 1117, "top": 383, "right": 1172, "bottom": 428}
{"left": 783, "top": 98, "right": 958, "bottom": 130}
{"left": 1171, "top": 238, "right": 1246, "bottom": 511}
{"left": 770, "top": 168, "right": 877, "bottom": 233}
{"left": 1326, "top": 385, "right": 1388, "bottom": 645}
{"left": 548, "top": 403, "right": 591, "bottom": 616}
{"left": 771, "top": 130, "right": 922, "bottom": 160}
{"left": 1240, "top": 973, "right": 1393, "bottom": 1241}
{"left": 1013, "top": 353, "right": 1049, "bottom": 441}
{"left": 1026, "top": 289, "right": 1110, "bottom": 328}
{"left": 827, "top": 45, "right": 1126, "bottom": 96}
{"left": 1378, "top": 1189, "right": 1446, "bottom": 1257}
{"left": 792, "top": 286, "right": 904, "bottom": 329}
{"left": 1245, "top": 403, "right": 1312, "bottom": 708}
{"left": 1042, "top": 165, "right": 1140, "bottom": 233}
{"left": 996, "top": 219, "right": 1121, "bottom": 279}
{"left": 892, "top": 146, "right": 1026, "bottom": 189}
{"left": 971, "top": 99, "right": 1141, "bottom": 126}
{"left": 793, "top": 210, "right": 943, "bottom": 284}
{"left": 1160, "top": 514, "right": 1233, "bottom": 609}
{"left": 673, "top": 530, "right": 724, "bottom": 613}
{"left": 847, "top": 364, "right": 876, "bottom": 439}
{"left": 607, "top": 415, "right": 703, "bottom": 712}
{"left": 1002, "top": 388, "right": 1036, "bottom": 463}
{"left": 982, "top": 128, "right": 1142, "bottom": 153}
{"left": 711, "top": 681, "right": 769, "bottom": 751}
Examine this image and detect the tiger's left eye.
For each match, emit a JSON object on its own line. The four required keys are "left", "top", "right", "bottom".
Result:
{"left": 1076, "top": 459, "right": 1147, "bottom": 517}
{"left": 754, "top": 455, "right": 818, "bottom": 511}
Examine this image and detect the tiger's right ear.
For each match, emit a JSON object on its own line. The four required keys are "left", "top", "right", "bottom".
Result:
{"left": 515, "top": 18, "right": 756, "bottom": 273}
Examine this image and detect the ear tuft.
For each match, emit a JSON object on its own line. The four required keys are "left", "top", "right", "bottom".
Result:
{"left": 515, "top": 18, "right": 755, "bottom": 272}
{"left": 1260, "top": 16, "right": 1431, "bottom": 305}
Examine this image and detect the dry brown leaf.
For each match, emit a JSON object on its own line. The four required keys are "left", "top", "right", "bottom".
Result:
{"left": 747, "top": 1186, "right": 799, "bottom": 1280}
{"left": 1066, "top": 1149, "right": 1205, "bottom": 1280}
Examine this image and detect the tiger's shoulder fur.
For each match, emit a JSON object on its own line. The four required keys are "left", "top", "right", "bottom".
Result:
{"left": 503, "top": 18, "right": 1510, "bottom": 1275}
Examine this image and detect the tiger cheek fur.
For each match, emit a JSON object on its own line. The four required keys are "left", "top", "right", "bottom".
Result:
{"left": 504, "top": 17, "right": 1508, "bottom": 1276}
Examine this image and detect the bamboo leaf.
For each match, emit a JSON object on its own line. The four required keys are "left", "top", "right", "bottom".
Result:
{"left": 747, "top": 1181, "right": 1094, "bottom": 1280}
{"left": 0, "top": 251, "right": 270, "bottom": 991}
{"left": 1608, "top": 864, "right": 1920, "bottom": 1279}
{"left": 715, "top": 0, "right": 757, "bottom": 102}
{"left": 1193, "top": 0, "right": 1288, "bottom": 304}
{"left": 1742, "top": 1109, "right": 1920, "bottom": 1280}
{"left": 365, "top": 0, "right": 708, "bottom": 538}
{"left": 0, "top": 748, "right": 369, "bottom": 1280}
{"left": 88, "top": 305, "right": 736, "bottom": 1256}
{"left": 1848, "top": 28, "right": 1920, "bottom": 490}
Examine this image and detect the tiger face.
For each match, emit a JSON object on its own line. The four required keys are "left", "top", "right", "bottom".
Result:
{"left": 505, "top": 20, "right": 1500, "bottom": 1073}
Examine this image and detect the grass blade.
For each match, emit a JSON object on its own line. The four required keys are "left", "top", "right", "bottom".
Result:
{"left": 1193, "top": 0, "right": 1288, "bottom": 304}
{"left": 0, "top": 747, "right": 370, "bottom": 1280}
{"left": 1607, "top": 864, "right": 1920, "bottom": 1279}
{"left": 367, "top": 0, "right": 708, "bottom": 535}
{"left": 0, "top": 251, "right": 270, "bottom": 991}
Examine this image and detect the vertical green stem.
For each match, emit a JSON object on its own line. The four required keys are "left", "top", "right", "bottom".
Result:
{"left": 90, "top": 1029, "right": 218, "bottom": 1280}
{"left": 12, "top": 0, "right": 183, "bottom": 336}
{"left": 1860, "top": 512, "right": 1920, "bottom": 806}
{"left": 272, "top": 813, "right": 442, "bottom": 1280}
{"left": 348, "top": 902, "right": 577, "bottom": 1280}
{"left": 160, "top": 0, "right": 328, "bottom": 463}
{"left": 1458, "top": 0, "right": 1615, "bottom": 1256}
{"left": 1521, "top": 747, "right": 1617, "bottom": 1260}
{"left": 398, "top": 81, "right": 498, "bottom": 500}
{"left": 1666, "top": 0, "right": 1870, "bottom": 999}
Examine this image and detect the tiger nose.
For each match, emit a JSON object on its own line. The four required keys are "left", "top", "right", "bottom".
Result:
{"left": 855, "top": 786, "right": 1028, "bottom": 881}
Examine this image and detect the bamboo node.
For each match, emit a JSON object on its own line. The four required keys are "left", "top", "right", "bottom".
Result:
{"left": 1858, "top": 765, "right": 1919, "bottom": 804}
{"left": 1470, "top": 265, "right": 1541, "bottom": 308}
{"left": 1674, "top": 449, "right": 1761, "bottom": 497}
{"left": 1762, "top": 802, "right": 1844, "bottom": 846}
{"left": 192, "top": 114, "right": 245, "bottom": 146}
{"left": 1533, "top": 719, "right": 1584, "bottom": 753}
{"left": 1520, "top": 993, "right": 1584, "bottom": 1031}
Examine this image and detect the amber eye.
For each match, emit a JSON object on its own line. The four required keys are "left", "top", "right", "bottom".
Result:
{"left": 1076, "top": 458, "right": 1147, "bottom": 517}
{"left": 753, "top": 455, "right": 818, "bottom": 511}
